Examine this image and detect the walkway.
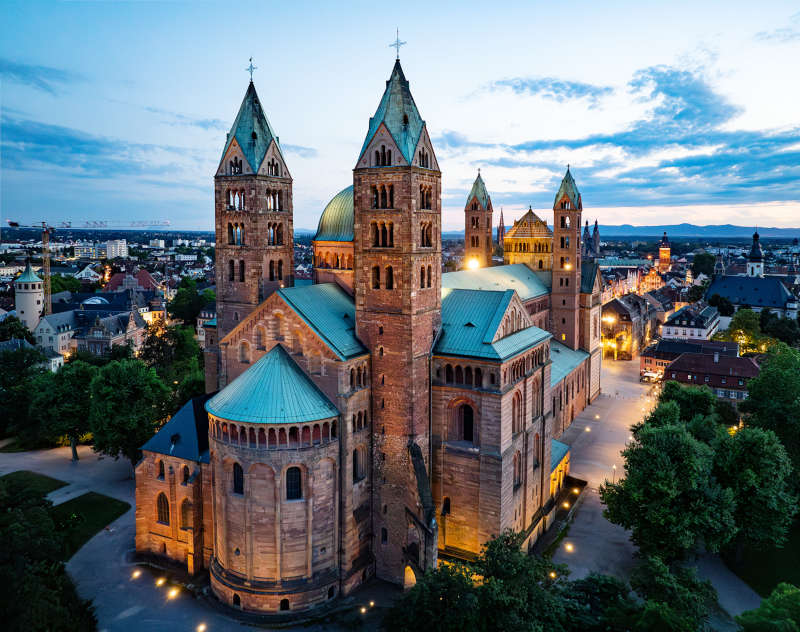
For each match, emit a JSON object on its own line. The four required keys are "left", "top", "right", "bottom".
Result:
{"left": 549, "top": 360, "right": 761, "bottom": 622}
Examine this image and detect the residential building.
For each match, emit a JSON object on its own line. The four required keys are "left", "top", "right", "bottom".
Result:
{"left": 106, "top": 239, "right": 129, "bottom": 259}
{"left": 601, "top": 293, "right": 657, "bottom": 360}
{"left": 665, "top": 352, "right": 759, "bottom": 403}
{"left": 661, "top": 304, "right": 720, "bottom": 341}
{"left": 640, "top": 339, "right": 739, "bottom": 377}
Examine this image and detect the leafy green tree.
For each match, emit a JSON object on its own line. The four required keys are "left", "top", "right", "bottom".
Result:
{"left": 737, "top": 583, "right": 800, "bottom": 632}
{"left": 139, "top": 321, "right": 204, "bottom": 411}
{"left": 600, "top": 423, "right": 736, "bottom": 561}
{"left": 0, "top": 314, "right": 35, "bottom": 343}
{"left": 708, "top": 293, "right": 735, "bottom": 316}
{"left": 630, "top": 557, "right": 716, "bottom": 632}
{"left": 30, "top": 361, "right": 99, "bottom": 461}
{"left": 741, "top": 343, "right": 800, "bottom": 488}
{"left": 692, "top": 252, "right": 716, "bottom": 277}
{"left": 558, "top": 573, "right": 641, "bottom": 632}
{"left": 659, "top": 381, "right": 716, "bottom": 422}
{"left": 0, "top": 345, "right": 46, "bottom": 439}
{"left": 764, "top": 317, "right": 800, "bottom": 346}
{"left": 0, "top": 478, "right": 97, "bottom": 631}
{"left": 714, "top": 399, "right": 740, "bottom": 428}
{"left": 167, "top": 277, "right": 211, "bottom": 325}
{"left": 89, "top": 359, "right": 170, "bottom": 468}
{"left": 49, "top": 274, "right": 81, "bottom": 294}
{"left": 687, "top": 284, "right": 706, "bottom": 303}
{"left": 714, "top": 427, "right": 798, "bottom": 556}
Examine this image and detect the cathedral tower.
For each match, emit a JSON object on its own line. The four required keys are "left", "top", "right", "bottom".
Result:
{"left": 353, "top": 59, "right": 441, "bottom": 585}
{"left": 463, "top": 171, "right": 493, "bottom": 268}
{"left": 551, "top": 168, "right": 582, "bottom": 350}
{"left": 747, "top": 230, "right": 764, "bottom": 277}
{"left": 658, "top": 231, "right": 671, "bottom": 274}
{"left": 214, "top": 80, "right": 294, "bottom": 338}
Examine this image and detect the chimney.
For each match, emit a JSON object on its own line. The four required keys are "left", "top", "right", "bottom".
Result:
{"left": 714, "top": 352, "right": 719, "bottom": 363}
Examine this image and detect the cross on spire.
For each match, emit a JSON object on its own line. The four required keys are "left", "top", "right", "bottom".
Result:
{"left": 246, "top": 57, "right": 257, "bottom": 81}
{"left": 390, "top": 29, "right": 406, "bottom": 59}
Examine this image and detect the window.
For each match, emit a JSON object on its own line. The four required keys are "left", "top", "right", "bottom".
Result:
{"left": 239, "top": 260, "right": 245, "bottom": 282}
{"left": 372, "top": 266, "right": 380, "bottom": 289}
{"left": 427, "top": 265, "right": 432, "bottom": 288}
{"left": 280, "top": 599, "right": 290, "bottom": 611}
{"left": 182, "top": 466, "right": 190, "bottom": 485}
{"left": 233, "top": 462, "right": 244, "bottom": 494}
{"left": 352, "top": 447, "right": 365, "bottom": 483}
{"left": 233, "top": 594, "right": 241, "bottom": 608}
{"left": 239, "top": 341, "right": 250, "bottom": 363}
{"left": 442, "top": 497, "right": 451, "bottom": 515}
{"left": 459, "top": 404, "right": 474, "bottom": 442}
{"left": 157, "top": 493, "right": 169, "bottom": 525}
{"left": 180, "top": 499, "right": 192, "bottom": 529}
{"left": 157, "top": 460, "right": 165, "bottom": 480}
{"left": 381, "top": 527, "right": 388, "bottom": 544}
{"left": 286, "top": 466, "right": 302, "bottom": 500}
{"left": 228, "top": 259, "right": 235, "bottom": 281}
{"left": 386, "top": 266, "right": 394, "bottom": 289}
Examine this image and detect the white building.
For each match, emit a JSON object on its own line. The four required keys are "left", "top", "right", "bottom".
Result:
{"left": 661, "top": 304, "right": 720, "bottom": 341}
{"left": 106, "top": 239, "right": 128, "bottom": 259}
{"left": 34, "top": 311, "right": 77, "bottom": 357}
{"left": 75, "top": 264, "right": 102, "bottom": 282}
{"left": 14, "top": 262, "right": 44, "bottom": 331}
{"left": 149, "top": 239, "right": 165, "bottom": 248}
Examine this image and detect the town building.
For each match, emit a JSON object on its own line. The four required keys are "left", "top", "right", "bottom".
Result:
{"left": 640, "top": 338, "right": 738, "bottom": 378}
{"left": 135, "top": 61, "right": 602, "bottom": 615}
{"left": 658, "top": 231, "right": 671, "bottom": 273}
{"left": 105, "top": 268, "right": 159, "bottom": 292}
{"left": 661, "top": 304, "right": 720, "bottom": 341}
{"left": 601, "top": 293, "right": 657, "bottom": 360}
{"left": 665, "top": 352, "right": 759, "bottom": 404}
{"left": 502, "top": 208, "right": 553, "bottom": 270}
{"left": 463, "top": 172, "right": 493, "bottom": 268}
{"left": 74, "top": 311, "right": 146, "bottom": 355}
{"left": 14, "top": 261, "right": 44, "bottom": 331}
{"left": 106, "top": 239, "right": 129, "bottom": 259}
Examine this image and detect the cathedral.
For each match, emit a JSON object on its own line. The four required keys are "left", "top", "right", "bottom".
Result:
{"left": 134, "top": 58, "right": 602, "bottom": 614}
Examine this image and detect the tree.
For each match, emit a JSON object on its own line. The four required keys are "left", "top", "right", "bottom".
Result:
{"left": 0, "top": 477, "right": 97, "bottom": 631}
{"left": 600, "top": 423, "right": 736, "bottom": 561}
{"left": 629, "top": 556, "right": 716, "bottom": 632}
{"left": 167, "top": 277, "right": 211, "bottom": 325}
{"left": 30, "top": 361, "right": 98, "bottom": 461}
{"left": 659, "top": 382, "right": 716, "bottom": 422}
{"left": 714, "top": 427, "right": 798, "bottom": 556}
{"left": 737, "top": 583, "right": 800, "bottom": 632}
{"left": 139, "top": 321, "right": 204, "bottom": 411}
{"left": 708, "top": 293, "right": 735, "bottom": 316}
{"left": 49, "top": 274, "right": 81, "bottom": 294}
{"left": 741, "top": 344, "right": 800, "bottom": 489}
{"left": 687, "top": 284, "right": 706, "bottom": 303}
{"left": 0, "top": 345, "right": 46, "bottom": 439}
{"left": 764, "top": 317, "right": 800, "bottom": 346}
{"left": 89, "top": 359, "right": 170, "bottom": 468}
{"left": 692, "top": 252, "right": 716, "bottom": 277}
{"left": 0, "top": 315, "right": 35, "bottom": 344}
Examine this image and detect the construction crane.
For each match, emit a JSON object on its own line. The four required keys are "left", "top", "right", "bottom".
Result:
{"left": 5, "top": 218, "right": 171, "bottom": 315}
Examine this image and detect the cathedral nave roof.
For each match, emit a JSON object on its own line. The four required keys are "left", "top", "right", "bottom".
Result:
{"left": 442, "top": 264, "right": 551, "bottom": 301}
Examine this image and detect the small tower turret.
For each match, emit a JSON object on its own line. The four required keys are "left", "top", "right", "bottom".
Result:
{"left": 747, "top": 230, "right": 764, "bottom": 277}
{"left": 14, "top": 261, "right": 44, "bottom": 332}
{"left": 658, "top": 231, "right": 671, "bottom": 274}
{"left": 463, "top": 171, "right": 493, "bottom": 268}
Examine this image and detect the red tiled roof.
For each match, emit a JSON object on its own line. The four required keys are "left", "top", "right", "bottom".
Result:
{"left": 105, "top": 269, "right": 158, "bottom": 291}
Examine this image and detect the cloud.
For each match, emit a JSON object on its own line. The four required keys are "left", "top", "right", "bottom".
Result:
{"left": 0, "top": 58, "right": 84, "bottom": 95}
{"left": 0, "top": 114, "right": 203, "bottom": 179}
{"left": 483, "top": 77, "right": 613, "bottom": 107}
{"left": 282, "top": 144, "right": 318, "bottom": 158}
{"left": 755, "top": 27, "right": 800, "bottom": 42}
{"left": 142, "top": 106, "right": 227, "bottom": 131}
{"left": 440, "top": 64, "right": 800, "bottom": 210}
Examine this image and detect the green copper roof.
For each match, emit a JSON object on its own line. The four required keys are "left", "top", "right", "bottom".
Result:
{"left": 467, "top": 172, "right": 491, "bottom": 209}
{"left": 314, "top": 185, "right": 354, "bottom": 242}
{"left": 436, "top": 288, "right": 551, "bottom": 361}
{"left": 580, "top": 260, "right": 599, "bottom": 294}
{"left": 220, "top": 81, "right": 280, "bottom": 173}
{"left": 551, "top": 439, "right": 570, "bottom": 472}
{"left": 442, "top": 264, "right": 550, "bottom": 301}
{"left": 549, "top": 340, "right": 589, "bottom": 387}
{"left": 16, "top": 261, "right": 41, "bottom": 284}
{"left": 206, "top": 345, "right": 338, "bottom": 424}
{"left": 278, "top": 283, "right": 367, "bottom": 360}
{"left": 553, "top": 167, "right": 581, "bottom": 209}
{"left": 358, "top": 59, "right": 425, "bottom": 165}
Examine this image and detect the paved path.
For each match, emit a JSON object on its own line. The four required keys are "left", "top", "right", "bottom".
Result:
{"left": 550, "top": 359, "right": 761, "bottom": 623}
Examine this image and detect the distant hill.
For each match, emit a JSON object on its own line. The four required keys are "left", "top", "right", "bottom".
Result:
{"left": 440, "top": 224, "right": 800, "bottom": 240}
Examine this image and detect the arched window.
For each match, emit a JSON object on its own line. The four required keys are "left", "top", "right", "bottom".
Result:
{"left": 464, "top": 366, "right": 473, "bottom": 386}
{"left": 227, "top": 223, "right": 234, "bottom": 244}
{"left": 280, "top": 599, "right": 290, "bottom": 611}
{"left": 350, "top": 368, "right": 355, "bottom": 389}
{"left": 455, "top": 366, "right": 463, "bottom": 384}
{"left": 233, "top": 594, "right": 241, "bottom": 607}
{"left": 228, "top": 259, "right": 234, "bottom": 281}
{"left": 381, "top": 527, "right": 388, "bottom": 543}
{"left": 157, "top": 493, "right": 169, "bottom": 525}
{"left": 157, "top": 460, "right": 165, "bottom": 480}
{"left": 239, "top": 260, "right": 245, "bottom": 282}
{"left": 427, "top": 265, "right": 432, "bottom": 288}
{"left": 233, "top": 462, "right": 244, "bottom": 494}
{"left": 278, "top": 259, "right": 283, "bottom": 281}
{"left": 239, "top": 341, "right": 250, "bottom": 363}
{"left": 420, "top": 266, "right": 425, "bottom": 289}
{"left": 385, "top": 266, "right": 394, "bottom": 290}
{"left": 182, "top": 465, "right": 190, "bottom": 485}
{"left": 352, "top": 447, "right": 365, "bottom": 483}
{"left": 180, "top": 499, "right": 192, "bottom": 529}
{"left": 372, "top": 266, "right": 380, "bottom": 289}
{"left": 445, "top": 364, "right": 453, "bottom": 383}
{"left": 255, "top": 327, "right": 265, "bottom": 350}
{"left": 475, "top": 368, "right": 482, "bottom": 387}
{"left": 269, "top": 260, "right": 275, "bottom": 281}
{"left": 286, "top": 467, "right": 302, "bottom": 500}
{"left": 459, "top": 404, "right": 474, "bottom": 443}
{"left": 513, "top": 451, "right": 522, "bottom": 487}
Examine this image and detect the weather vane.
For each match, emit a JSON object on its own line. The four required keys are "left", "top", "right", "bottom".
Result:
{"left": 390, "top": 29, "right": 406, "bottom": 59}
{"left": 246, "top": 57, "right": 257, "bottom": 81}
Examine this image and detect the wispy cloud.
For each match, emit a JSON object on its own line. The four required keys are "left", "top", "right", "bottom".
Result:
{"left": 755, "top": 27, "right": 800, "bottom": 43}
{"left": 440, "top": 64, "right": 800, "bottom": 209}
{"left": 0, "top": 58, "right": 84, "bottom": 95}
{"left": 142, "top": 105, "right": 227, "bottom": 131}
{"left": 282, "top": 144, "right": 317, "bottom": 158}
{"left": 482, "top": 77, "right": 613, "bottom": 107}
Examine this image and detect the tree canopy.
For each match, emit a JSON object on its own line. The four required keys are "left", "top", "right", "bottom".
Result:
{"left": 0, "top": 315, "right": 35, "bottom": 343}
{"left": 0, "top": 345, "right": 46, "bottom": 440}
{"left": 692, "top": 252, "right": 716, "bottom": 277}
{"left": 167, "top": 277, "right": 214, "bottom": 325}
{"left": 736, "top": 583, "right": 800, "bottom": 632}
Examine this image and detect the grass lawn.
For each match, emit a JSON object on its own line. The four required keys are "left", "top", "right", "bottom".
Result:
{"left": 723, "top": 519, "right": 800, "bottom": 597}
{"left": 0, "top": 469, "right": 67, "bottom": 495}
{"left": 50, "top": 492, "right": 131, "bottom": 560}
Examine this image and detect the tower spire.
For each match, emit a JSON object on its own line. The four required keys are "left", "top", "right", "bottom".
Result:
{"left": 390, "top": 29, "right": 406, "bottom": 59}
{"left": 245, "top": 57, "right": 257, "bottom": 82}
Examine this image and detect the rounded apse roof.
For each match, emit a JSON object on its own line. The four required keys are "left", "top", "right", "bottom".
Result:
{"left": 313, "top": 185, "right": 353, "bottom": 243}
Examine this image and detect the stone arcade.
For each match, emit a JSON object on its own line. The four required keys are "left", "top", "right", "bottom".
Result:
{"left": 135, "top": 59, "right": 602, "bottom": 614}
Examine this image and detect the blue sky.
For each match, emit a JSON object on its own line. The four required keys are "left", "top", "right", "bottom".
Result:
{"left": 1, "top": 0, "right": 799, "bottom": 231}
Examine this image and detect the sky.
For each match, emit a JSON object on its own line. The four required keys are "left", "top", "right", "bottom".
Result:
{"left": 1, "top": 0, "right": 799, "bottom": 232}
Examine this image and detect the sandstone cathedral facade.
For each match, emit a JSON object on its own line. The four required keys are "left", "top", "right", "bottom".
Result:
{"left": 135, "top": 59, "right": 602, "bottom": 614}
